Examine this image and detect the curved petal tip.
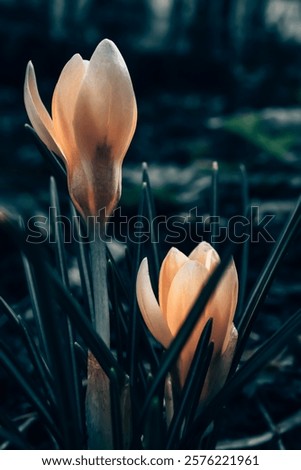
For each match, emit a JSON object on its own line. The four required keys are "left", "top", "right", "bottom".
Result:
{"left": 136, "top": 257, "right": 172, "bottom": 348}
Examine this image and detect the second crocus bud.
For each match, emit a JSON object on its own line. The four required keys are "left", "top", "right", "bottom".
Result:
{"left": 136, "top": 241, "right": 239, "bottom": 401}
{"left": 24, "top": 39, "right": 137, "bottom": 220}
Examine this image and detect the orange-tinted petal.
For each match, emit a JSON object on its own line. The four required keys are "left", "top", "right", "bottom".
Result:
{"left": 209, "top": 257, "right": 238, "bottom": 355}
{"left": 189, "top": 246, "right": 238, "bottom": 355}
{"left": 201, "top": 324, "right": 238, "bottom": 402}
{"left": 24, "top": 61, "right": 63, "bottom": 158}
{"left": 158, "top": 247, "right": 188, "bottom": 318}
{"left": 51, "top": 54, "right": 87, "bottom": 163}
{"left": 166, "top": 252, "right": 238, "bottom": 386}
{"left": 73, "top": 39, "right": 137, "bottom": 165}
{"left": 189, "top": 241, "right": 220, "bottom": 274}
{"left": 166, "top": 260, "right": 210, "bottom": 385}
{"left": 166, "top": 260, "right": 209, "bottom": 336}
{"left": 67, "top": 144, "right": 122, "bottom": 219}
{"left": 136, "top": 258, "right": 173, "bottom": 349}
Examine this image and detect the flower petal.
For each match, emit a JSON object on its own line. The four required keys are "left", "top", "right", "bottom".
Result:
{"left": 136, "top": 258, "right": 173, "bottom": 349}
{"left": 51, "top": 54, "right": 87, "bottom": 163}
{"left": 201, "top": 324, "right": 238, "bottom": 402}
{"left": 24, "top": 61, "right": 63, "bottom": 158}
{"left": 166, "top": 260, "right": 209, "bottom": 337}
{"left": 166, "top": 254, "right": 238, "bottom": 386}
{"left": 73, "top": 39, "right": 137, "bottom": 165}
{"left": 166, "top": 260, "right": 210, "bottom": 384}
{"left": 222, "top": 323, "right": 238, "bottom": 367}
{"left": 209, "top": 257, "right": 238, "bottom": 355}
{"left": 189, "top": 241, "right": 220, "bottom": 274}
{"left": 158, "top": 247, "right": 188, "bottom": 318}
{"left": 67, "top": 150, "right": 122, "bottom": 219}
{"left": 189, "top": 245, "right": 238, "bottom": 355}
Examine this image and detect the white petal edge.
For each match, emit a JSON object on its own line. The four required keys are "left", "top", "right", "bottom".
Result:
{"left": 52, "top": 54, "right": 88, "bottom": 163}
{"left": 158, "top": 247, "right": 188, "bottom": 320}
{"left": 200, "top": 324, "right": 238, "bottom": 402}
{"left": 189, "top": 241, "right": 220, "bottom": 274}
{"left": 24, "top": 61, "right": 64, "bottom": 158}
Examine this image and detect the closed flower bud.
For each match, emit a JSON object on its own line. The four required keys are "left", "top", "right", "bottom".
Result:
{"left": 24, "top": 39, "right": 137, "bottom": 220}
{"left": 136, "top": 241, "right": 238, "bottom": 400}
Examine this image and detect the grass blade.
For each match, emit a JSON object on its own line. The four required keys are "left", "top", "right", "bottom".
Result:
{"left": 257, "top": 398, "right": 285, "bottom": 449}
{"left": 0, "top": 411, "right": 35, "bottom": 450}
{"left": 142, "top": 163, "right": 161, "bottom": 280}
{"left": 235, "top": 164, "right": 250, "bottom": 320}
{"left": 108, "top": 260, "right": 128, "bottom": 366}
{"left": 70, "top": 203, "right": 94, "bottom": 320}
{"left": 49, "top": 177, "right": 85, "bottom": 446}
{"left": 143, "top": 396, "right": 165, "bottom": 449}
{"left": 181, "top": 308, "right": 301, "bottom": 448}
{"left": 234, "top": 196, "right": 301, "bottom": 366}
{"left": 210, "top": 161, "right": 219, "bottom": 248}
{"left": 49, "top": 177, "right": 69, "bottom": 287}
{"left": 109, "top": 368, "right": 123, "bottom": 450}
{"left": 166, "top": 319, "right": 214, "bottom": 449}
{"left": 25, "top": 124, "right": 67, "bottom": 182}
{"left": 1, "top": 212, "right": 84, "bottom": 448}
{"left": 0, "top": 297, "right": 55, "bottom": 406}
{"left": 0, "top": 343, "right": 59, "bottom": 442}
{"left": 47, "top": 264, "right": 125, "bottom": 383}
{"left": 20, "top": 244, "right": 49, "bottom": 362}
{"left": 127, "top": 182, "right": 146, "bottom": 395}
{"left": 106, "top": 245, "right": 131, "bottom": 302}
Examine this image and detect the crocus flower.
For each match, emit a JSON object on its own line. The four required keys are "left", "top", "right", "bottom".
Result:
{"left": 136, "top": 242, "right": 238, "bottom": 400}
{"left": 24, "top": 39, "right": 137, "bottom": 219}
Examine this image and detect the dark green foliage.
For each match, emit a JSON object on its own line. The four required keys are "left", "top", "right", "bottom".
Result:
{"left": 0, "top": 128, "right": 300, "bottom": 449}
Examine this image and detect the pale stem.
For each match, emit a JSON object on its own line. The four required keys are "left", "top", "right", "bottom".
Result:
{"left": 89, "top": 221, "right": 110, "bottom": 345}
{"left": 86, "top": 353, "right": 112, "bottom": 449}
{"left": 164, "top": 374, "right": 174, "bottom": 427}
{"left": 86, "top": 219, "right": 112, "bottom": 449}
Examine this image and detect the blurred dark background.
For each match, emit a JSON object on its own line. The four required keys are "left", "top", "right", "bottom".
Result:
{"left": 1, "top": 0, "right": 301, "bottom": 212}
{"left": 0, "top": 0, "right": 301, "bottom": 448}
{"left": 1, "top": 0, "right": 300, "bottom": 312}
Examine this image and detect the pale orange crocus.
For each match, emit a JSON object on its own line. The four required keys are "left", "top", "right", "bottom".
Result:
{"left": 136, "top": 241, "right": 238, "bottom": 400}
{"left": 24, "top": 39, "right": 137, "bottom": 219}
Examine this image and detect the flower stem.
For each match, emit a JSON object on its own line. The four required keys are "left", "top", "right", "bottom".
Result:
{"left": 89, "top": 224, "right": 110, "bottom": 345}
{"left": 86, "top": 220, "right": 112, "bottom": 449}
{"left": 86, "top": 352, "right": 112, "bottom": 449}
